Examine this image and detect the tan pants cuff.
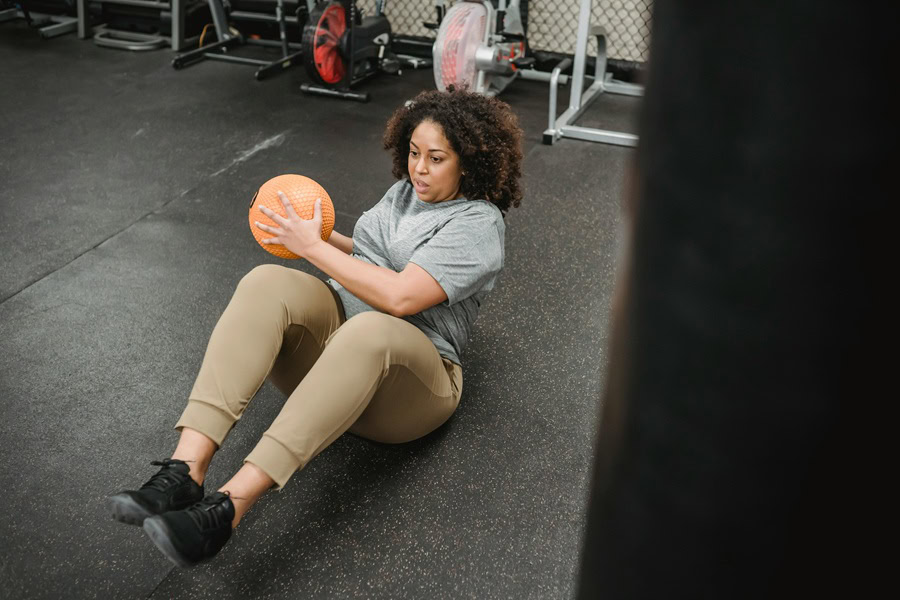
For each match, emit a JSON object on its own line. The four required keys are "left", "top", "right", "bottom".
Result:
{"left": 245, "top": 435, "right": 303, "bottom": 490}
{"left": 174, "top": 399, "right": 236, "bottom": 447}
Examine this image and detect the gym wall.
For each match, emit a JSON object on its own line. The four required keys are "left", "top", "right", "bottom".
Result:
{"left": 358, "top": 0, "right": 653, "bottom": 63}
{"left": 528, "top": 0, "right": 651, "bottom": 62}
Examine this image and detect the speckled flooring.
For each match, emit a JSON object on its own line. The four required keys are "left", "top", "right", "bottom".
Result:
{"left": 0, "top": 18, "right": 639, "bottom": 599}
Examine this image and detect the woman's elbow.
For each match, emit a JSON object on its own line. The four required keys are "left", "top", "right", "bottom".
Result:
{"left": 388, "top": 296, "right": 412, "bottom": 318}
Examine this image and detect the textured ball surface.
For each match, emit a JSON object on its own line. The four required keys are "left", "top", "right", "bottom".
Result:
{"left": 249, "top": 174, "right": 335, "bottom": 259}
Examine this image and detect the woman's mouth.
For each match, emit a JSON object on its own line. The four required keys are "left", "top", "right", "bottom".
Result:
{"left": 414, "top": 179, "right": 429, "bottom": 193}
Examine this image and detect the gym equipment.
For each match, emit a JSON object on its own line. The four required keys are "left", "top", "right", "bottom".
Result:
{"left": 75, "top": 0, "right": 209, "bottom": 51}
{"left": 432, "top": 0, "right": 535, "bottom": 97}
{"left": 542, "top": 0, "right": 643, "bottom": 147}
{"left": 249, "top": 174, "right": 335, "bottom": 259}
{"left": 0, "top": 0, "right": 78, "bottom": 38}
{"left": 172, "top": 0, "right": 310, "bottom": 80}
{"left": 430, "top": 0, "right": 575, "bottom": 97}
{"left": 299, "top": 0, "right": 400, "bottom": 102}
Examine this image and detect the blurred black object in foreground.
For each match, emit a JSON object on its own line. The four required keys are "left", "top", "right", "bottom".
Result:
{"left": 577, "top": 1, "right": 891, "bottom": 598}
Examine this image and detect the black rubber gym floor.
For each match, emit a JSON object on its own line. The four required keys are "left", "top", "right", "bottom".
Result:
{"left": 0, "top": 20, "right": 639, "bottom": 599}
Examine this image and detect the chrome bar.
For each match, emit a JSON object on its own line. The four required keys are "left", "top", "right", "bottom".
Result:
{"left": 568, "top": 0, "right": 593, "bottom": 110}
{"left": 230, "top": 10, "right": 300, "bottom": 25}
{"left": 547, "top": 57, "right": 572, "bottom": 136}
{"left": 560, "top": 125, "right": 638, "bottom": 147}
{"left": 517, "top": 68, "right": 569, "bottom": 86}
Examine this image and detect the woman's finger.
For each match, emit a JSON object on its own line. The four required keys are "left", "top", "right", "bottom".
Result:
{"left": 254, "top": 221, "right": 281, "bottom": 235}
{"left": 278, "top": 191, "right": 301, "bottom": 220}
{"left": 258, "top": 204, "right": 289, "bottom": 226}
{"left": 260, "top": 236, "right": 280, "bottom": 245}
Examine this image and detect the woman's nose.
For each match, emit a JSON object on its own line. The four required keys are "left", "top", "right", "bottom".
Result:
{"left": 415, "top": 157, "right": 428, "bottom": 173}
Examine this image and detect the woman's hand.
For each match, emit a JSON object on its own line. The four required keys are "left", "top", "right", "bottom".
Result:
{"left": 255, "top": 191, "right": 325, "bottom": 258}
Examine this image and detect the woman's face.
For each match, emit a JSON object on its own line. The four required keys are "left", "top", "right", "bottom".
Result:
{"left": 408, "top": 120, "right": 464, "bottom": 203}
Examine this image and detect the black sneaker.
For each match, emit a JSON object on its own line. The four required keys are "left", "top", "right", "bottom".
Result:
{"left": 108, "top": 459, "right": 204, "bottom": 526}
{"left": 142, "top": 491, "right": 235, "bottom": 568}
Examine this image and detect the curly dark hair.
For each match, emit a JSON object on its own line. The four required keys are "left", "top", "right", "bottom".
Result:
{"left": 383, "top": 87, "right": 524, "bottom": 215}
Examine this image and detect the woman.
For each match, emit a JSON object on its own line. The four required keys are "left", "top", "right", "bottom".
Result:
{"left": 108, "top": 88, "right": 524, "bottom": 568}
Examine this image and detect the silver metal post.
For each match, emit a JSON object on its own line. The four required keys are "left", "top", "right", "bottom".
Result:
{"left": 547, "top": 57, "right": 572, "bottom": 137}
{"left": 475, "top": 0, "right": 494, "bottom": 94}
{"left": 172, "top": 0, "right": 183, "bottom": 50}
{"left": 568, "top": 0, "right": 592, "bottom": 111}
{"left": 208, "top": 0, "right": 233, "bottom": 41}
{"left": 76, "top": 0, "right": 88, "bottom": 39}
{"left": 276, "top": 0, "right": 288, "bottom": 57}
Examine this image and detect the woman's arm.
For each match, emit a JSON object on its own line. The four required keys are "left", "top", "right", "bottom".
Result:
{"left": 255, "top": 196, "right": 447, "bottom": 316}
{"left": 326, "top": 230, "right": 353, "bottom": 255}
{"left": 304, "top": 241, "right": 447, "bottom": 317}
{"left": 306, "top": 241, "right": 397, "bottom": 312}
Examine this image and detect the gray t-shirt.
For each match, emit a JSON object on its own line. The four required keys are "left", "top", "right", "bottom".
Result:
{"left": 327, "top": 179, "right": 505, "bottom": 365}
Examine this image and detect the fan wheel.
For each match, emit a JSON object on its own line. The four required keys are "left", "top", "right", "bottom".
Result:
{"left": 302, "top": 1, "right": 348, "bottom": 86}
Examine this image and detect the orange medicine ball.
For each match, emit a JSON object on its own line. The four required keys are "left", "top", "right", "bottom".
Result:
{"left": 249, "top": 174, "right": 335, "bottom": 259}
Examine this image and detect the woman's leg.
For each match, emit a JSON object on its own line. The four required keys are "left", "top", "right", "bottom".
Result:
{"left": 170, "top": 428, "right": 218, "bottom": 485}
{"left": 168, "top": 309, "right": 460, "bottom": 530}
{"left": 245, "top": 311, "right": 463, "bottom": 490}
{"left": 218, "top": 463, "right": 274, "bottom": 527}
{"left": 111, "top": 265, "right": 343, "bottom": 527}
{"left": 140, "top": 311, "right": 462, "bottom": 567}
{"left": 215, "top": 310, "right": 463, "bottom": 524}
{"left": 173, "top": 264, "right": 345, "bottom": 483}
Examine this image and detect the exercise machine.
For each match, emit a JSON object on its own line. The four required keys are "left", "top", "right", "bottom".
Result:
{"left": 299, "top": 0, "right": 399, "bottom": 102}
{"left": 76, "top": 0, "right": 209, "bottom": 51}
{"left": 431, "top": 0, "right": 574, "bottom": 97}
{"left": 431, "top": 0, "right": 539, "bottom": 96}
{"left": 172, "top": 0, "right": 310, "bottom": 80}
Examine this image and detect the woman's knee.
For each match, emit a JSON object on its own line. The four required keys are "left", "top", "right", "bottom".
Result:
{"left": 235, "top": 265, "right": 322, "bottom": 302}
{"left": 237, "top": 264, "right": 292, "bottom": 292}
{"left": 328, "top": 312, "right": 399, "bottom": 355}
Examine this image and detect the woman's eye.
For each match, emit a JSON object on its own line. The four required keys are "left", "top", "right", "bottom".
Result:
{"left": 409, "top": 151, "right": 418, "bottom": 157}
{"left": 431, "top": 157, "right": 441, "bottom": 163}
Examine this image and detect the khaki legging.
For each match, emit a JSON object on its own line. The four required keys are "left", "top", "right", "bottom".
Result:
{"left": 175, "top": 264, "right": 463, "bottom": 489}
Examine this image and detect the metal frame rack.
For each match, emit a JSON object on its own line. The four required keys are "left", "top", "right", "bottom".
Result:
{"left": 75, "top": 0, "right": 189, "bottom": 51}
{"left": 543, "top": 0, "right": 643, "bottom": 147}
{"left": 171, "top": 0, "right": 312, "bottom": 80}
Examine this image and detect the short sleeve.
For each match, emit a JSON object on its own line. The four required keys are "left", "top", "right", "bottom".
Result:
{"left": 408, "top": 205, "right": 504, "bottom": 305}
{"left": 352, "top": 181, "right": 401, "bottom": 255}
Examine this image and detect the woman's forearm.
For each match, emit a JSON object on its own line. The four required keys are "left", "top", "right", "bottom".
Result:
{"left": 326, "top": 230, "right": 353, "bottom": 255}
{"left": 304, "top": 240, "right": 401, "bottom": 315}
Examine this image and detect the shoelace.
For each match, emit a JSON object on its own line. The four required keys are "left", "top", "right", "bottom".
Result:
{"left": 139, "top": 459, "right": 188, "bottom": 492}
{"left": 185, "top": 492, "right": 232, "bottom": 531}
